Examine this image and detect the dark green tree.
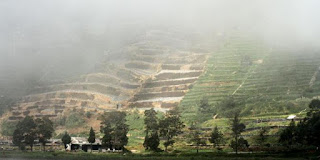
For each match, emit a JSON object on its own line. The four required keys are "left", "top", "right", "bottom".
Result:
{"left": 231, "top": 137, "right": 249, "bottom": 151}
{"left": 307, "top": 99, "right": 320, "bottom": 117}
{"left": 230, "top": 113, "right": 246, "bottom": 154}
{"left": 101, "top": 123, "right": 112, "bottom": 149}
{"left": 215, "top": 97, "right": 239, "bottom": 118}
{"left": 209, "top": 126, "right": 225, "bottom": 149}
{"left": 35, "top": 117, "right": 54, "bottom": 151}
{"left": 277, "top": 99, "right": 320, "bottom": 151}
{"left": 159, "top": 108, "right": 185, "bottom": 151}
{"left": 100, "top": 111, "right": 129, "bottom": 150}
{"left": 143, "top": 108, "right": 160, "bottom": 151}
{"left": 279, "top": 120, "right": 296, "bottom": 148}
{"left": 12, "top": 128, "right": 24, "bottom": 150}
{"left": 15, "top": 116, "right": 37, "bottom": 151}
{"left": 144, "top": 132, "right": 160, "bottom": 152}
{"left": 61, "top": 132, "right": 71, "bottom": 150}
{"left": 88, "top": 127, "right": 96, "bottom": 152}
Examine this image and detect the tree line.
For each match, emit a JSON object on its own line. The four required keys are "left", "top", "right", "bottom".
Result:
{"left": 12, "top": 116, "right": 54, "bottom": 151}
{"left": 11, "top": 98, "right": 320, "bottom": 153}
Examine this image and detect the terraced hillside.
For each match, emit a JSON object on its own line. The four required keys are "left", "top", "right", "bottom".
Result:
{"left": 180, "top": 34, "right": 320, "bottom": 122}
{"left": 6, "top": 30, "right": 209, "bottom": 120}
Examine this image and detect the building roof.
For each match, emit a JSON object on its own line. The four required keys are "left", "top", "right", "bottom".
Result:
{"left": 287, "top": 115, "right": 296, "bottom": 120}
{"left": 71, "top": 137, "right": 101, "bottom": 145}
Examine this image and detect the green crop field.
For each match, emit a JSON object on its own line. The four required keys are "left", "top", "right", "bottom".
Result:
{"left": 180, "top": 34, "right": 320, "bottom": 123}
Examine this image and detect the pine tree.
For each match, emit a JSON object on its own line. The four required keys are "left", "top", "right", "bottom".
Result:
{"left": 209, "top": 126, "right": 225, "bottom": 149}
{"left": 230, "top": 113, "right": 246, "bottom": 154}
{"left": 61, "top": 132, "right": 71, "bottom": 150}
{"left": 88, "top": 127, "right": 96, "bottom": 152}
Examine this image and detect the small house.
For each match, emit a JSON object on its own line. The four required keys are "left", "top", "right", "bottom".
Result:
{"left": 70, "top": 137, "right": 102, "bottom": 152}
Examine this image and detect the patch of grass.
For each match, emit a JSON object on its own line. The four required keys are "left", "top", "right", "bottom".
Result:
{"left": 0, "top": 151, "right": 317, "bottom": 160}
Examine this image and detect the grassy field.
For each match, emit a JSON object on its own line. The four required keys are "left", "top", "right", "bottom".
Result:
{"left": 0, "top": 150, "right": 318, "bottom": 160}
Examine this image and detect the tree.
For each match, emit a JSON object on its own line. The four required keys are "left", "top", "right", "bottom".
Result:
{"left": 230, "top": 113, "right": 246, "bottom": 154}
{"left": 209, "top": 126, "right": 225, "bottom": 149}
{"left": 35, "top": 117, "right": 54, "bottom": 151}
{"left": 189, "top": 127, "right": 206, "bottom": 153}
{"left": 231, "top": 137, "right": 249, "bottom": 151}
{"left": 88, "top": 127, "right": 96, "bottom": 152}
{"left": 101, "top": 123, "right": 112, "bottom": 149}
{"left": 215, "top": 97, "right": 239, "bottom": 118}
{"left": 307, "top": 99, "right": 320, "bottom": 117}
{"left": 278, "top": 99, "right": 320, "bottom": 150}
{"left": 61, "top": 132, "right": 71, "bottom": 150}
{"left": 100, "top": 111, "right": 129, "bottom": 150}
{"left": 159, "top": 108, "right": 185, "bottom": 151}
{"left": 144, "top": 132, "right": 160, "bottom": 152}
{"left": 15, "top": 116, "right": 37, "bottom": 151}
{"left": 12, "top": 128, "right": 24, "bottom": 150}
{"left": 279, "top": 120, "right": 296, "bottom": 148}
{"left": 254, "top": 127, "right": 269, "bottom": 148}
{"left": 143, "top": 108, "right": 160, "bottom": 151}
{"left": 86, "top": 112, "right": 92, "bottom": 118}
{"left": 308, "top": 99, "right": 320, "bottom": 110}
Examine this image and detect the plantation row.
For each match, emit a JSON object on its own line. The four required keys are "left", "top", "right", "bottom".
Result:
{"left": 180, "top": 35, "right": 320, "bottom": 121}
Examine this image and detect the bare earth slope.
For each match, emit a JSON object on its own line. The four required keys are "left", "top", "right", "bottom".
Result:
{"left": 7, "top": 30, "right": 209, "bottom": 120}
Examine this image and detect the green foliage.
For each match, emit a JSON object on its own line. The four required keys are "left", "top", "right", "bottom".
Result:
{"left": 88, "top": 127, "right": 96, "bottom": 144}
{"left": 1, "top": 120, "right": 17, "bottom": 136}
{"left": 307, "top": 99, "right": 320, "bottom": 116}
{"left": 65, "top": 112, "right": 85, "bottom": 128}
{"left": 209, "top": 126, "right": 225, "bottom": 148}
{"left": 100, "top": 111, "right": 129, "bottom": 149}
{"left": 197, "top": 97, "right": 214, "bottom": 122}
{"left": 86, "top": 112, "right": 92, "bottom": 119}
{"left": 279, "top": 120, "right": 296, "bottom": 147}
{"left": 189, "top": 126, "right": 206, "bottom": 153}
{"left": 143, "top": 108, "right": 160, "bottom": 151}
{"left": 61, "top": 132, "right": 71, "bottom": 150}
{"left": 12, "top": 127, "right": 24, "bottom": 149}
{"left": 159, "top": 108, "right": 185, "bottom": 151}
{"left": 180, "top": 37, "right": 320, "bottom": 121}
{"left": 254, "top": 127, "right": 269, "bottom": 147}
{"left": 35, "top": 117, "right": 54, "bottom": 151}
{"left": 54, "top": 116, "right": 66, "bottom": 126}
{"left": 144, "top": 132, "right": 160, "bottom": 152}
{"left": 214, "top": 97, "right": 242, "bottom": 118}
{"left": 230, "top": 113, "right": 246, "bottom": 154}
{"left": 279, "top": 100, "right": 320, "bottom": 149}
{"left": 101, "top": 123, "right": 112, "bottom": 149}
{"left": 88, "top": 127, "right": 96, "bottom": 152}
{"left": 230, "top": 137, "right": 249, "bottom": 151}
{"left": 0, "top": 97, "right": 16, "bottom": 116}
{"left": 13, "top": 116, "right": 37, "bottom": 151}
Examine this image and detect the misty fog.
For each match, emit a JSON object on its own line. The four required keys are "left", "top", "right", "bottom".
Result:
{"left": 1, "top": 0, "right": 320, "bottom": 97}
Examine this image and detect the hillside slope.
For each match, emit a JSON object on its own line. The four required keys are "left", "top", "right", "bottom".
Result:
{"left": 6, "top": 30, "right": 209, "bottom": 121}
{"left": 180, "top": 34, "right": 320, "bottom": 122}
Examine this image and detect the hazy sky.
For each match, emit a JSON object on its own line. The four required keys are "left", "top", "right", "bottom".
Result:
{"left": 1, "top": 0, "right": 320, "bottom": 96}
